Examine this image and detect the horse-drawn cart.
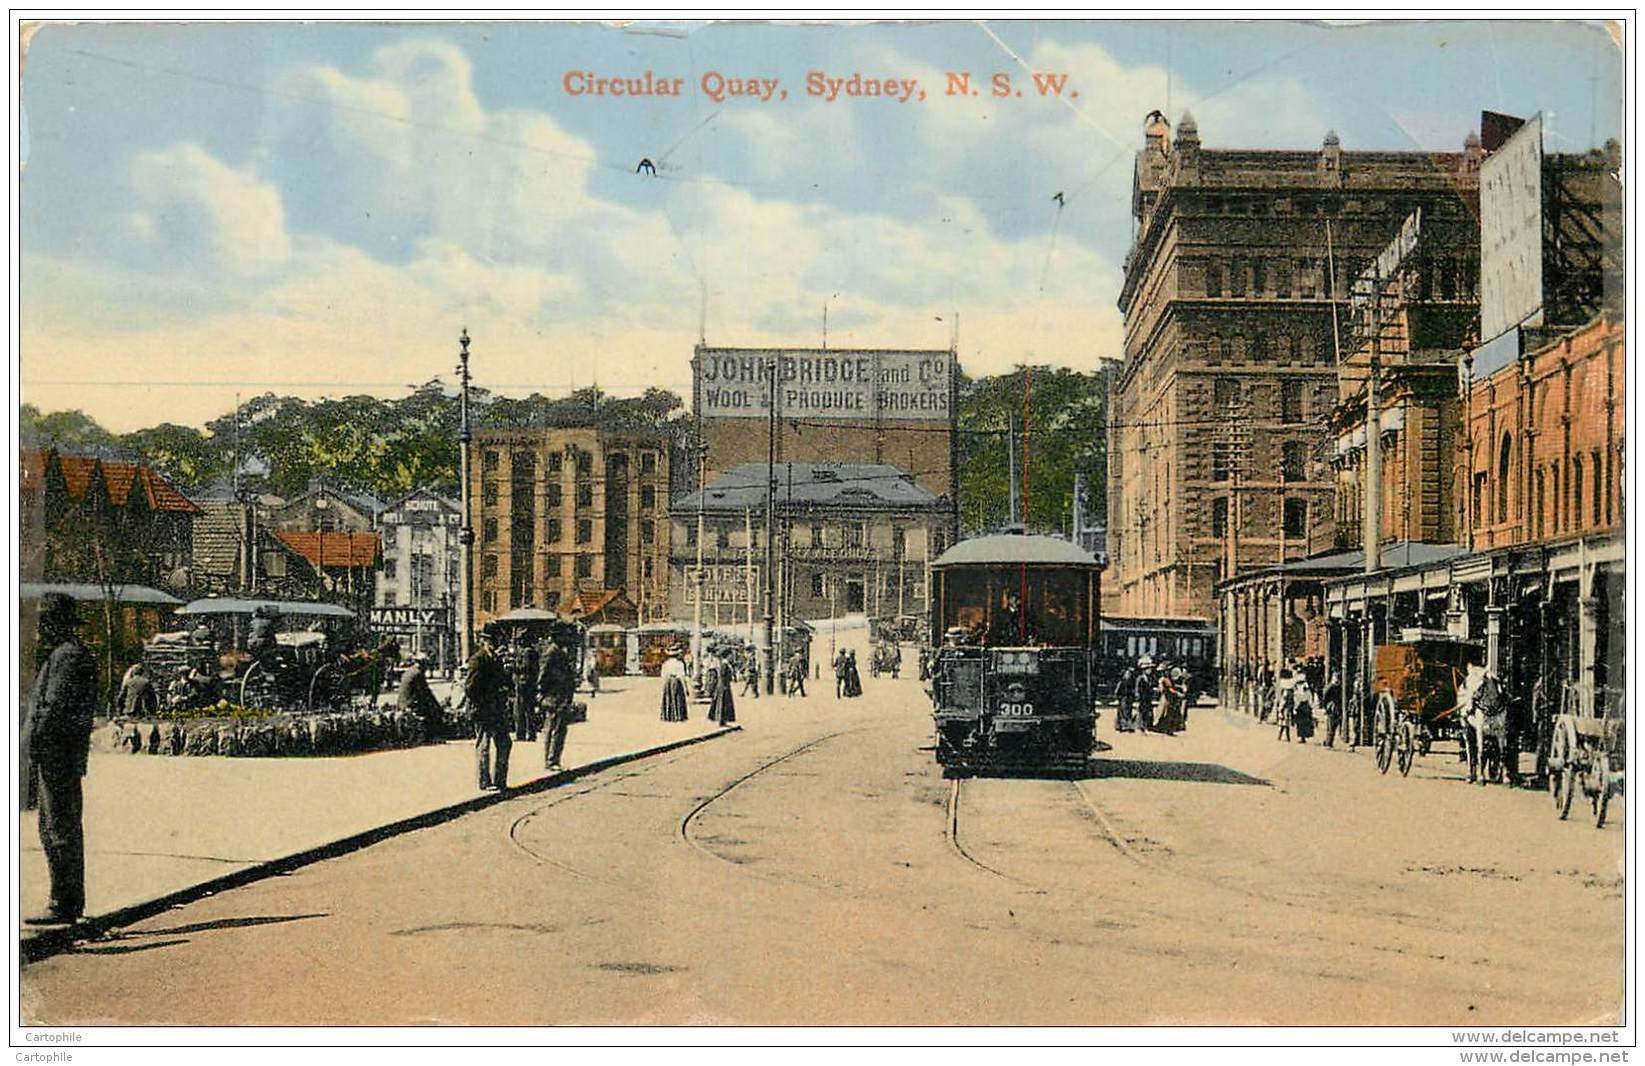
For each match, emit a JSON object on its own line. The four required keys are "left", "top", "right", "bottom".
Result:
{"left": 1547, "top": 683, "right": 1625, "bottom": 827}
{"left": 1371, "top": 630, "right": 1489, "bottom": 778}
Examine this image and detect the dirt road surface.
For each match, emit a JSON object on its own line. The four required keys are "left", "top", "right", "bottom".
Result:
{"left": 21, "top": 652, "right": 1624, "bottom": 1026}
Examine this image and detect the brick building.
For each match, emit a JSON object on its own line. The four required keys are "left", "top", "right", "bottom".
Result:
{"left": 470, "top": 425, "right": 672, "bottom": 627}
{"left": 1109, "top": 110, "right": 1483, "bottom": 619}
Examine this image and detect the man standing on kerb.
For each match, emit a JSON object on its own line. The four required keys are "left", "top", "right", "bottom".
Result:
{"left": 23, "top": 593, "right": 98, "bottom": 925}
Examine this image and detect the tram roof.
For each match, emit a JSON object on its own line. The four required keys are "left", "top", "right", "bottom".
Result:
{"left": 932, "top": 532, "right": 1100, "bottom": 569}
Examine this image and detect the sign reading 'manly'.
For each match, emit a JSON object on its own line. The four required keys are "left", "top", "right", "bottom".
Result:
{"left": 694, "top": 347, "right": 955, "bottom": 422}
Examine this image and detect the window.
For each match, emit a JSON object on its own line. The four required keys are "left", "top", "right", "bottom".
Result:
{"left": 640, "top": 486, "right": 655, "bottom": 512}
{"left": 482, "top": 482, "right": 498, "bottom": 507}
{"left": 1473, "top": 471, "right": 1487, "bottom": 531}
{"left": 546, "top": 518, "right": 562, "bottom": 543}
{"left": 483, "top": 450, "right": 499, "bottom": 472}
{"left": 483, "top": 590, "right": 496, "bottom": 613}
{"left": 575, "top": 554, "right": 593, "bottom": 579}
{"left": 1211, "top": 497, "right": 1228, "bottom": 538}
{"left": 1275, "top": 259, "right": 1292, "bottom": 297}
{"left": 1550, "top": 464, "right": 1561, "bottom": 533}
{"left": 1282, "top": 441, "right": 1306, "bottom": 482}
{"left": 1439, "top": 257, "right": 1457, "bottom": 300}
{"left": 811, "top": 524, "right": 823, "bottom": 548}
{"left": 1212, "top": 442, "right": 1230, "bottom": 482}
{"left": 1570, "top": 455, "right": 1584, "bottom": 529}
{"left": 843, "top": 523, "right": 865, "bottom": 548}
{"left": 545, "top": 592, "right": 561, "bottom": 609}
{"left": 641, "top": 520, "right": 654, "bottom": 545}
{"left": 483, "top": 517, "right": 498, "bottom": 544}
{"left": 892, "top": 527, "right": 906, "bottom": 555}
{"left": 1297, "top": 258, "right": 1316, "bottom": 297}
{"left": 1282, "top": 381, "right": 1304, "bottom": 423}
{"left": 546, "top": 484, "right": 563, "bottom": 508}
{"left": 545, "top": 553, "right": 562, "bottom": 577}
{"left": 811, "top": 573, "right": 826, "bottom": 598}
{"left": 383, "top": 558, "right": 398, "bottom": 579}
{"left": 1206, "top": 262, "right": 1223, "bottom": 298}
{"left": 547, "top": 453, "right": 563, "bottom": 474}
{"left": 1228, "top": 259, "right": 1246, "bottom": 296}
{"left": 1250, "top": 332, "right": 1268, "bottom": 361}
{"left": 577, "top": 484, "right": 594, "bottom": 508}
{"left": 685, "top": 523, "right": 697, "bottom": 547}
{"left": 1535, "top": 468, "right": 1547, "bottom": 539}
{"left": 1592, "top": 450, "right": 1603, "bottom": 526}
{"left": 1206, "top": 334, "right": 1223, "bottom": 364}
{"left": 1498, "top": 434, "right": 1513, "bottom": 523}
{"left": 576, "top": 519, "right": 592, "bottom": 544}
{"left": 1283, "top": 498, "right": 1307, "bottom": 538}
{"left": 1252, "top": 259, "right": 1266, "bottom": 294}
{"left": 382, "top": 591, "right": 396, "bottom": 607}
{"left": 716, "top": 526, "right": 730, "bottom": 550}
{"left": 640, "top": 451, "right": 657, "bottom": 475}
{"left": 483, "top": 554, "right": 498, "bottom": 577}
{"left": 1214, "top": 377, "right": 1240, "bottom": 411}
{"left": 576, "top": 452, "right": 593, "bottom": 476}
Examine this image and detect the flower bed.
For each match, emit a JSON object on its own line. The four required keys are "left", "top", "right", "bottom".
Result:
{"left": 96, "top": 704, "right": 473, "bottom": 758}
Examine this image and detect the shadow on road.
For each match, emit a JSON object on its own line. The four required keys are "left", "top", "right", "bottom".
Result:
{"left": 1083, "top": 758, "right": 1270, "bottom": 787}
{"left": 137, "top": 912, "right": 330, "bottom": 937}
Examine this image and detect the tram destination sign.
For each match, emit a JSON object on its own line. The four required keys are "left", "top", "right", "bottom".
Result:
{"left": 695, "top": 347, "right": 955, "bottom": 422}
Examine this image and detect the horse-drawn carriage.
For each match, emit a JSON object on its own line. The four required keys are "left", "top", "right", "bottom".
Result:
{"left": 1547, "top": 682, "right": 1625, "bottom": 827}
{"left": 144, "top": 597, "right": 380, "bottom": 713}
{"left": 869, "top": 640, "right": 903, "bottom": 678}
{"left": 1370, "top": 630, "right": 1507, "bottom": 780}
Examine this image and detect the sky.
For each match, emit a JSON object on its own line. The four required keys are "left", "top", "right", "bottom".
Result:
{"left": 17, "top": 17, "right": 1625, "bottom": 432}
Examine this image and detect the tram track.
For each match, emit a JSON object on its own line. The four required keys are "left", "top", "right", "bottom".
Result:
{"left": 943, "top": 777, "right": 1042, "bottom": 889}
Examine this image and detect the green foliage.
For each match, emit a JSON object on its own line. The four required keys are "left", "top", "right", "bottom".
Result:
{"left": 26, "top": 382, "right": 690, "bottom": 501}
{"left": 957, "top": 366, "right": 1109, "bottom": 536}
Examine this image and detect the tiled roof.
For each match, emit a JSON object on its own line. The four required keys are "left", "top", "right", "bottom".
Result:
{"left": 273, "top": 530, "right": 381, "bottom": 568}
{"left": 571, "top": 588, "right": 631, "bottom": 618}
{"left": 139, "top": 467, "right": 201, "bottom": 514}
{"left": 676, "top": 462, "right": 940, "bottom": 513}
{"left": 101, "top": 461, "right": 141, "bottom": 506}
{"left": 57, "top": 455, "right": 101, "bottom": 500}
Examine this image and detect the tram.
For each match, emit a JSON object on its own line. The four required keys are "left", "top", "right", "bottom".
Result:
{"left": 927, "top": 530, "right": 1104, "bottom": 772}
{"left": 1094, "top": 616, "right": 1218, "bottom": 701}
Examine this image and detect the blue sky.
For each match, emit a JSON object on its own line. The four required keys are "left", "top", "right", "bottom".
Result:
{"left": 19, "top": 18, "right": 1624, "bottom": 431}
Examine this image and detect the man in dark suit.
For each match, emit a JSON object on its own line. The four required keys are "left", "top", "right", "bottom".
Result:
{"left": 466, "top": 627, "right": 512, "bottom": 790}
{"left": 536, "top": 641, "right": 579, "bottom": 771}
{"left": 23, "top": 593, "right": 98, "bottom": 925}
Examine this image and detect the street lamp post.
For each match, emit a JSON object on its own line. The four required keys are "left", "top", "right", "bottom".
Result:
{"left": 457, "top": 328, "right": 475, "bottom": 665}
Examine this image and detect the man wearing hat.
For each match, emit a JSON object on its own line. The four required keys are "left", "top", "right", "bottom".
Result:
{"left": 1132, "top": 657, "right": 1157, "bottom": 733}
{"left": 466, "top": 625, "right": 513, "bottom": 790}
{"left": 23, "top": 592, "right": 98, "bottom": 925}
{"left": 535, "top": 640, "right": 578, "bottom": 771}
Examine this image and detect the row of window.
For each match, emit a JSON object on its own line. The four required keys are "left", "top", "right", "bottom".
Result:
{"left": 482, "top": 448, "right": 661, "bottom": 476}
{"left": 1474, "top": 435, "right": 1618, "bottom": 538}
{"left": 1201, "top": 255, "right": 1477, "bottom": 303}
{"left": 1200, "top": 197, "right": 1464, "bottom": 220}
{"left": 481, "top": 481, "right": 657, "bottom": 510}
{"left": 1209, "top": 377, "right": 1310, "bottom": 423}
{"left": 684, "top": 522, "right": 935, "bottom": 553}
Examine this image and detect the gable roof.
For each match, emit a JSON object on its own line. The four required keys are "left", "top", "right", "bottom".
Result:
{"left": 570, "top": 588, "right": 634, "bottom": 619}
{"left": 56, "top": 455, "right": 102, "bottom": 500}
{"left": 272, "top": 530, "right": 381, "bottom": 568}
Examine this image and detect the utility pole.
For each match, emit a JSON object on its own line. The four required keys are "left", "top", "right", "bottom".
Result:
{"left": 692, "top": 436, "right": 707, "bottom": 697}
{"left": 745, "top": 506, "right": 755, "bottom": 645}
{"left": 1364, "top": 280, "right": 1383, "bottom": 575}
{"left": 762, "top": 358, "right": 777, "bottom": 694}
{"left": 1007, "top": 413, "right": 1021, "bottom": 526}
{"left": 457, "top": 328, "right": 474, "bottom": 664}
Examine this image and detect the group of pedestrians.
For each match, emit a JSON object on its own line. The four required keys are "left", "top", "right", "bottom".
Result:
{"left": 657, "top": 644, "right": 744, "bottom": 725}
{"left": 1113, "top": 656, "right": 1194, "bottom": 735}
{"left": 832, "top": 649, "right": 863, "bottom": 699}
{"left": 462, "top": 624, "right": 581, "bottom": 792}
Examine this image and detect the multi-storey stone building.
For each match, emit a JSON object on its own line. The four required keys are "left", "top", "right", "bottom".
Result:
{"left": 470, "top": 425, "right": 672, "bottom": 627}
{"left": 1109, "top": 110, "right": 1483, "bottom": 619}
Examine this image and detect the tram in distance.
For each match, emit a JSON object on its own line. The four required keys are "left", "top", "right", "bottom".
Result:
{"left": 927, "top": 529, "right": 1104, "bottom": 773}
{"left": 1093, "top": 616, "right": 1219, "bottom": 702}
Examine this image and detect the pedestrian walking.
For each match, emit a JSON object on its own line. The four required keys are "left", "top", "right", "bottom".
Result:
{"left": 467, "top": 627, "right": 513, "bottom": 791}
{"left": 660, "top": 646, "right": 690, "bottom": 722}
{"left": 1274, "top": 666, "right": 1296, "bottom": 742}
{"left": 788, "top": 651, "right": 809, "bottom": 697}
{"left": 537, "top": 641, "right": 579, "bottom": 771}
{"left": 1155, "top": 663, "right": 1183, "bottom": 735}
{"left": 844, "top": 650, "right": 863, "bottom": 698}
{"left": 741, "top": 656, "right": 760, "bottom": 699}
{"left": 396, "top": 653, "right": 445, "bottom": 738}
{"left": 1321, "top": 671, "right": 1343, "bottom": 749}
{"left": 1132, "top": 657, "right": 1156, "bottom": 733}
{"left": 510, "top": 635, "right": 539, "bottom": 741}
{"left": 584, "top": 656, "right": 600, "bottom": 699}
{"left": 1115, "top": 662, "right": 1137, "bottom": 732}
{"left": 708, "top": 653, "right": 737, "bottom": 726}
{"left": 23, "top": 592, "right": 97, "bottom": 925}
{"left": 1292, "top": 672, "right": 1317, "bottom": 743}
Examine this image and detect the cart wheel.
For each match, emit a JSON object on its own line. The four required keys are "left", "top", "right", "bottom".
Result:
{"left": 1396, "top": 720, "right": 1416, "bottom": 777}
{"left": 239, "top": 662, "right": 264, "bottom": 708}
{"left": 1593, "top": 756, "right": 1611, "bottom": 828}
{"left": 1549, "top": 719, "right": 1577, "bottom": 820}
{"left": 1485, "top": 740, "right": 1504, "bottom": 784}
{"left": 308, "top": 664, "right": 335, "bottom": 712}
{"left": 1374, "top": 694, "right": 1395, "bottom": 774}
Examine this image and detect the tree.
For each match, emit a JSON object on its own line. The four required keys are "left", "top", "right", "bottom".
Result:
{"left": 118, "top": 423, "right": 223, "bottom": 489}
{"left": 956, "top": 366, "right": 1109, "bottom": 536}
{"left": 20, "top": 405, "right": 119, "bottom": 449}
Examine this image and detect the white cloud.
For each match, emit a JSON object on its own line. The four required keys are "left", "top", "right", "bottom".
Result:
{"left": 128, "top": 142, "right": 292, "bottom": 274}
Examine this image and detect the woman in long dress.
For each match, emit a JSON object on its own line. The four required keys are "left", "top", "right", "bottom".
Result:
{"left": 844, "top": 650, "right": 863, "bottom": 698}
{"left": 708, "top": 653, "right": 737, "bottom": 726}
{"left": 659, "top": 649, "right": 689, "bottom": 722}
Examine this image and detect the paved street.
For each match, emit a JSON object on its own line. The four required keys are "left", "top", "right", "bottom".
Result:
{"left": 21, "top": 646, "right": 1624, "bottom": 1027}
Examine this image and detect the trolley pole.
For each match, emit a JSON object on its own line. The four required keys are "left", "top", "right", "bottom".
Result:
{"left": 763, "top": 359, "right": 777, "bottom": 694}
{"left": 457, "top": 328, "right": 474, "bottom": 665}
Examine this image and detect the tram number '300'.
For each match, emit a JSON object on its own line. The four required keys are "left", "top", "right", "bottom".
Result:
{"left": 997, "top": 702, "right": 1035, "bottom": 717}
